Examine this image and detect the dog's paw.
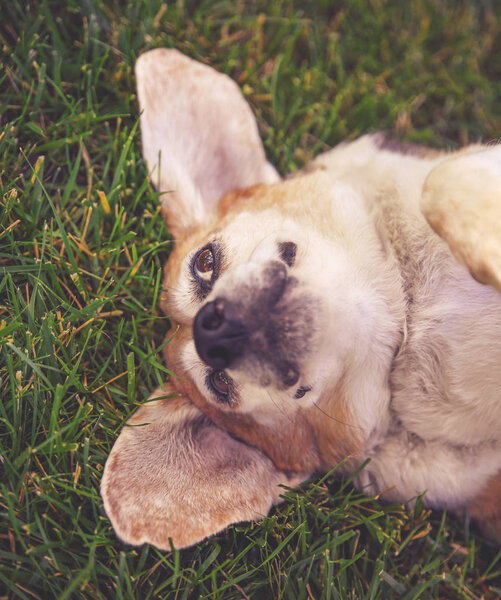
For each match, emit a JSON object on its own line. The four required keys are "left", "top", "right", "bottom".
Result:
{"left": 421, "top": 145, "right": 501, "bottom": 292}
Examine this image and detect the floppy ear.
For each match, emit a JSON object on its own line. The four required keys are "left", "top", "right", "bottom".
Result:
{"left": 136, "top": 48, "right": 280, "bottom": 237}
{"left": 421, "top": 145, "right": 501, "bottom": 292}
{"left": 101, "top": 385, "right": 304, "bottom": 550}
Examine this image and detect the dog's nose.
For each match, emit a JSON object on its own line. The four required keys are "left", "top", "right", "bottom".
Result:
{"left": 193, "top": 298, "right": 248, "bottom": 369}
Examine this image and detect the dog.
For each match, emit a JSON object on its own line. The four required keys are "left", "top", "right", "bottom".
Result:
{"left": 101, "top": 48, "right": 501, "bottom": 550}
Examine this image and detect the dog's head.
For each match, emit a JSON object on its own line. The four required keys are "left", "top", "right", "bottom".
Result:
{"left": 101, "top": 49, "right": 401, "bottom": 549}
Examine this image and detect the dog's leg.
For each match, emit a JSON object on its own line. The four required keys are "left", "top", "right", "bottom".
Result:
{"left": 358, "top": 430, "right": 501, "bottom": 518}
{"left": 421, "top": 145, "right": 501, "bottom": 292}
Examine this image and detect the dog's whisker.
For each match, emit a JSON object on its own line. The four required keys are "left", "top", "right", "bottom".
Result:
{"left": 265, "top": 388, "right": 296, "bottom": 425}
{"left": 312, "top": 401, "right": 365, "bottom": 432}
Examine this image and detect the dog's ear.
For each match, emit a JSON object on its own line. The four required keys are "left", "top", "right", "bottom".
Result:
{"left": 101, "top": 386, "right": 303, "bottom": 550}
{"left": 421, "top": 145, "right": 501, "bottom": 292}
{"left": 136, "top": 48, "right": 280, "bottom": 237}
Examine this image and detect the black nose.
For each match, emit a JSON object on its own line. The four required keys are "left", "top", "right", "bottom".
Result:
{"left": 193, "top": 299, "right": 248, "bottom": 369}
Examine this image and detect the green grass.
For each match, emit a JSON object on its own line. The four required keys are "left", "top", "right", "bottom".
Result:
{"left": 1, "top": 0, "right": 501, "bottom": 598}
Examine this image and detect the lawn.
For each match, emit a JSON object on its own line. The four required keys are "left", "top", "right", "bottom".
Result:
{"left": 1, "top": 0, "right": 501, "bottom": 598}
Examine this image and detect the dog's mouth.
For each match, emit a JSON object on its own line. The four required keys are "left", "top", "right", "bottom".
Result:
{"left": 193, "top": 261, "right": 314, "bottom": 389}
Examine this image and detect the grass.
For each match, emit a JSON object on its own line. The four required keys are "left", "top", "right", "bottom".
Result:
{"left": 1, "top": 0, "right": 501, "bottom": 598}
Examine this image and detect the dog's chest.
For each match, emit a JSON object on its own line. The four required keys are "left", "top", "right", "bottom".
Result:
{"left": 381, "top": 195, "right": 501, "bottom": 447}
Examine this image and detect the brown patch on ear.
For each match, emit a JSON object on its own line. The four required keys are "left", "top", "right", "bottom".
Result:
{"left": 101, "top": 384, "right": 306, "bottom": 550}
{"left": 466, "top": 470, "right": 501, "bottom": 542}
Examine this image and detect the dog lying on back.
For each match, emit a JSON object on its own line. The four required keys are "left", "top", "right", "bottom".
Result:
{"left": 101, "top": 49, "right": 501, "bottom": 550}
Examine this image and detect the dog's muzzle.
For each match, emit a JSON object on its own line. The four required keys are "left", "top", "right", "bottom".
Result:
{"left": 193, "top": 261, "right": 308, "bottom": 388}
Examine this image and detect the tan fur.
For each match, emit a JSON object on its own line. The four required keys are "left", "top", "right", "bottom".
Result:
{"left": 101, "top": 49, "right": 501, "bottom": 550}
{"left": 467, "top": 471, "right": 501, "bottom": 541}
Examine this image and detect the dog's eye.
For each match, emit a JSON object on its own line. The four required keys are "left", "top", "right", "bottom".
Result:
{"left": 279, "top": 241, "right": 297, "bottom": 267}
{"left": 194, "top": 247, "right": 214, "bottom": 280}
{"left": 208, "top": 370, "right": 234, "bottom": 404}
{"left": 210, "top": 370, "right": 229, "bottom": 395}
{"left": 191, "top": 242, "right": 222, "bottom": 301}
